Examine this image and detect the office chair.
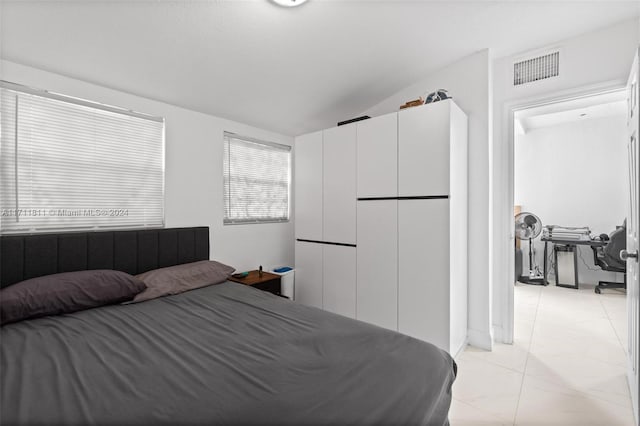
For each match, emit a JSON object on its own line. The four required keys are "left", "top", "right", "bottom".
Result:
{"left": 591, "top": 221, "right": 626, "bottom": 294}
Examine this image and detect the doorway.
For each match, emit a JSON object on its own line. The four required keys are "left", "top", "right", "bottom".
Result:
{"left": 500, "top": 84, "right": 629, "bottom": 343}
{"left": 513, "top": 90, "right": 628, "bottom": 291}
{"left": 495, "top": 48, "right": 640, "bottom": 422}
{"left": 504, "top": 88, "right": 633, "bottom": 422}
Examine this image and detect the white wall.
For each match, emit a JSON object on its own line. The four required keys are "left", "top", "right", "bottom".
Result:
{"left": 0, "top": 60, "right": 295, "bottom": 273}
{"left": 514, "top": 115, "right": 627, "bottom": 285}
{"left": 492, "top": 19, "right": 639, "bottom": 341}
{"left": 362, "top": 49, "right": 494, "bottom": 350}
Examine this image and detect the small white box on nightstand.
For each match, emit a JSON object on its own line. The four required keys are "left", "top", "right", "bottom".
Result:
{"left": 272, "top": 267, "right": 295, "bottom": 299}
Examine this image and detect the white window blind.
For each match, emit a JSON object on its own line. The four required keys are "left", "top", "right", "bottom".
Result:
{"left": 0, "top": 82, "right": 165, "bottom": 234}
{"left": 223, "top": 132, "right": 291, "bottom": 224}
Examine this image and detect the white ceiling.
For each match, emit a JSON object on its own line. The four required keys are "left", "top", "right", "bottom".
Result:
{"left": 515, "top": 90, "right": 628, "bottom": 133}
{"left": 0, "top": 0, "right": 638, "bottom": 136}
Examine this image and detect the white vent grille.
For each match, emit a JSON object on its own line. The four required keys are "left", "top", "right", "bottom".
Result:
{"left": 513, "top": 51, "right": 559, "bottom": 86}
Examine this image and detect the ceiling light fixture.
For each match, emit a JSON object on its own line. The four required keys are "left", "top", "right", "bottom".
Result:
{"left": 270, "top": 0, "right": 308, "bottom": 7}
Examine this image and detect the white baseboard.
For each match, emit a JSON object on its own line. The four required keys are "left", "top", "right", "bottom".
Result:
{"left": 467, "top": 328, "right": 494, "bottom": 350}
{"left": 452, "top": 338, "right": 468, "bottom": 359}
{"left": 492, "top": 325, "right": 504, "bottom": 343}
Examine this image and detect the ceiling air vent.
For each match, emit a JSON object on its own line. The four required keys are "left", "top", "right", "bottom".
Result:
{"left": 513, "top": 51, "right": 559, "bottom": 86}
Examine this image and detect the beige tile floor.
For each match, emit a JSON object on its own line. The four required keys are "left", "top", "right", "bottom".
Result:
{"left": 449, "top": 282, "right": 633, "bottom": 425}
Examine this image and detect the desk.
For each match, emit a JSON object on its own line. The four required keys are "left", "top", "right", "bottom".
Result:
{"left": 542, "top": 237, "right": 606, "bottom": 288}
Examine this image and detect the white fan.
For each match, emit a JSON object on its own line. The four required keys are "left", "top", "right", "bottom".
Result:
{"left": 515, "top": 212, "right": 545, "bottom": 284}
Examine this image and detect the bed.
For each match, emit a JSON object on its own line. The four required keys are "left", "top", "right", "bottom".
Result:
{"left": 0, "top": 227, "right": 457, "bottom": 425}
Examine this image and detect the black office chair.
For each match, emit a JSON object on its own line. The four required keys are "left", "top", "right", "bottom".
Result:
{"left": 592, "top": 221, "right": 626, "bottom": 294}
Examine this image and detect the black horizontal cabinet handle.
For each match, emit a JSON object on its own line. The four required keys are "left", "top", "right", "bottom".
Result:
{"left": 357, "top": 195, "right": 449, "bottom": 201}
{"left": 296, "top": 239, "right": 356, "bottom": 248}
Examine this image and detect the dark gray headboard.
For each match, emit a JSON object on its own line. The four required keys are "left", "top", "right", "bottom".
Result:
{"left": 0, "top": 227, "right": 210, "bottom": 288}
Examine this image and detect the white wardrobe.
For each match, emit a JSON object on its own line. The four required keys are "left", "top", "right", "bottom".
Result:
{"left": 295, "top": 100, "right": 468, "bottom": 355}
{"left": 294, "top": 125, "right": 357, "bottom": 318}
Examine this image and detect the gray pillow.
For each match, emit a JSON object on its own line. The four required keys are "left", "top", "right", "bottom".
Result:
{"left": 0, "top": 270, "right": 147, "bottom": 325}
{"left": 133, "top": 260, "right": 235, "bottom": 303}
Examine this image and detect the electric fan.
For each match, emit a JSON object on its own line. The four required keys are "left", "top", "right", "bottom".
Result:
{"left": 514, "top": 212, "right": 545, "bottom": 285}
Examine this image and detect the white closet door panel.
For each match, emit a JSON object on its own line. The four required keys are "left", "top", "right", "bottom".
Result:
{"left": 323, "top": 245, "right": 356, "bottom": 319}
{"left": 323, "top": 124, "right": 357, "bottom": 244}
{"left": 295, "top": 241, "right": 323, "bottom": 308}
{"left": 357, "top": 113, "right": 398, "bottom": 197}
{"left": 398, "top": 101, "right": 450, "bottom": 197}
{"left": 295, "top": 131, "right": 323, "bottom": 240}
{"left": 398, "top": 199, "right": 450, "bottom": 351}
{"left": 448, "top": 102, "right": 468, "bottom": 355}
{"left": 356, "top": 200, "right": 398, "bottom": 331}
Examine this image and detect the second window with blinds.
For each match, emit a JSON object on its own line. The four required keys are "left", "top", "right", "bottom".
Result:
{"left": 223, "top": 132, "right": 291, "bottom": 225}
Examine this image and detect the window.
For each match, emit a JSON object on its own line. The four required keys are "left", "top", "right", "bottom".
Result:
{"left": 223, "top": 132, "right": 291, "bottom": 224}
{"left": 0, "top": 81, "right": 165, "bottom": 234}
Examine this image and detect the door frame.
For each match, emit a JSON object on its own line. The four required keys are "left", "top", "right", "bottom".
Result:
{"left": 497, "top": 80, "right": 627, "bottom": 344}
{"left": 625, "top": 48, "right": 639, "bottom": 425}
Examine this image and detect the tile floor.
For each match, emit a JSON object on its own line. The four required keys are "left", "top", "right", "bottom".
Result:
{"left": 449, "top": 282, "right": 633, "bottom": 425}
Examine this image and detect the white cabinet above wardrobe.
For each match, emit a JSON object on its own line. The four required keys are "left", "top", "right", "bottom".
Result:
{"left": 398, "top": 100, "right": 452, "bottom": 197}
{"left": 323, "top": 124, "right": 356, "bottom": 245}
{"left": 357, "top": 113, "right": 398, "bottom": 198}
{"left": 294, "top": 131, "right": 323, "bottom": 241}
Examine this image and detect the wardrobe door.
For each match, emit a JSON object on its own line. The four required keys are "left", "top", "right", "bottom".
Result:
{"left": 323, "top": 245, "right": 356, "bottom": 319}
{"left": 398, "top": 199, "right": 450, "bottom": 352}
{"left": 295, "top": 131, "right": 323, "bottom": 240}
{"left": 398, "top": 101, "right": 451, "bottom": 197}
{"left": 323, "top": 124, "right": 356, "bottom": 244}
{"left": 295, "top": 241, "right": 323, "bottom": 308}
{"left": 357, "top": 113, "right": 398, "bottom": 198}
{"left": 356, "top": 200, "right": 398, "bottom": 331}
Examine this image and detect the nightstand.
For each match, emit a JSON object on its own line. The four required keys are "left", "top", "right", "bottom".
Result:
{"left": 228, "top": 270, "right": 282, "bottom": 297}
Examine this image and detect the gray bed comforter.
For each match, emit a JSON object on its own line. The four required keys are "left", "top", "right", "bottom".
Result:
{"left": 1, "top": 281, "right": 456, "bottom": 425}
